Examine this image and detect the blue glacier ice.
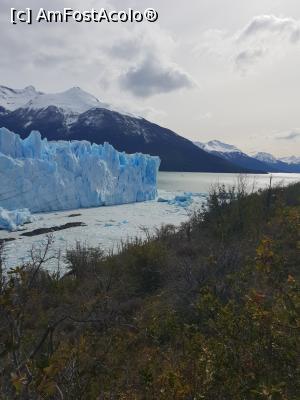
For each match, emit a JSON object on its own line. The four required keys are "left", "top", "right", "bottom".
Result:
{"left": 157, "top": 193, "right": 193, "bottom": 207}
{"left": 0, "top": 207, "right": 33, "bottom": 231}
{"left": 0, "top": 128, "right": 160, "bottom": 216}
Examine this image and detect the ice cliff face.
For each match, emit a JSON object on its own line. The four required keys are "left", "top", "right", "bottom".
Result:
{"left": 0, "top": 128, "right": 160, "bottom": 213}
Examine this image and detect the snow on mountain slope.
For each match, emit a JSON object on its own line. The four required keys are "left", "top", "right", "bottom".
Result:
{"left": 0, "top": 128, "right": 160, "bottom": 213}
{"left": 25, "top": 87, "right": 109, "bottom": 114}
{"left": 195, "top": 140, "right": 242, "bottom": 154}
{"left": 0, "top": 86, "right": 42, "bottom": 111}
{"left": 0, "top": 85, "right": 140, "bottom": 120}
{"left": 253, "top": 152, "right": 279, "bottom": 164}
{"left": 280, "top": 156, "right": 300, "bottom": 165}
{"left": 194, "top": 140, "right": 271, "bottom": 173}
{"left": 196, "top": 141, "right": 299, "bottom": 167}
{"left": 252, "top": 152, "right": 300, "bottom": 173}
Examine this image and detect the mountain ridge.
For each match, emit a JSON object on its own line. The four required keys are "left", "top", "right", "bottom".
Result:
{"left": 195, "top": 140, "right": 300, "bottom": 173}
{"left": 0, "top": 85, "right": 255, "bottom": 173}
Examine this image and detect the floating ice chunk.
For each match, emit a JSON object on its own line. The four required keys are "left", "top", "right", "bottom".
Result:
{"left": 171, "top": 194, "right": 193, "bottom": 207}
{"left": 157, "top": 193, "right": 193, "bottom": 208}
{"left": 0, "top": 128, "right": 160, "bottom": 213}
{"left": 157, "top": 197, "right": 169, "bottom": 203}
{"left": 0, "top": 207, "right": 33, "bottom": 231}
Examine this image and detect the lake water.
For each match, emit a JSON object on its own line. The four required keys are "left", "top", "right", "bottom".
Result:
{"left": 158, "top": 172, "right": 300, "bottom": 193}
{"left": 1, "top": 172, "right": 300, "bottom": 270}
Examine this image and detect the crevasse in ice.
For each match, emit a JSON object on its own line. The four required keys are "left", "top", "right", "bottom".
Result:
{"left": 0, "top": 128, "right": 160, "bottom": 214}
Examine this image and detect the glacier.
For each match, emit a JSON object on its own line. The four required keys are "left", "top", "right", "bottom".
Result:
{"left": 0, "top": 207, "right": 34, "bottom": 232}
{"left": 0, "top": 128, "right": 160, "bottom": 217}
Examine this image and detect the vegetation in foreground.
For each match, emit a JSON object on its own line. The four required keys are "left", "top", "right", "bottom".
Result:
{"left": 0, "top": 180, "right": 300, "bottom": 399}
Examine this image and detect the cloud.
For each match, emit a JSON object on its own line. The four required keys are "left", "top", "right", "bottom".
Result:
{"left": 238, "top": 15, "right": 300, "bottom": 43}
{"left": 105, "top": 27, "right": 176, "bottom": 61}
{"left": 235, "top": 47, "right": 267, "bottom": 73}
{"left": 234, "top": 15, "right": 300, "bottom": 72}
{"left": 105, "top": 38, "right": 142, "bottom": 60}
{"left": 276, "top": 131, "right": 300, "bottom": 141}
{"left": 119, "top": 56, "right": 194, "bottom": 97}
{"left": 196, "top": 112, "right": 212, "bottom": 120}
{"left": 104, "top": 27, "right": 195, "bottom": 97}
{"left": 129, "top": 105, "right": 167, "bottom": 121}
{"left": 0, "top": 0, "right": 197, "bottom": 106}
{"left": 196, "top": 15, "right": 300, "bottom": 74}
{"left": 102, "top": 25, "right": 196, "bottom": 97}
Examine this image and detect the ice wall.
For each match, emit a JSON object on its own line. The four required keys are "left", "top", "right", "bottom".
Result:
{"left": 0, "top": 128, "right": 160, "bottom": 213}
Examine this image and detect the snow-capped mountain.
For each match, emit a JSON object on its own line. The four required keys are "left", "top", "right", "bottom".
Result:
{"left": 0, "top": 85, "right": 137, "bottom": 123}
{"left": 195, "top": 140, "right": 243, "bottom": 155}
{"left": 0, "top": 85, "right": 252, "bottom": 173}
{"left": 195, "top": 140, "right": 300, "bottom": 173}
{"left": 194, "top": 140, "right": 270, "bottom": 173}
{"left": 252, "top": 152, "right": 300, "bottom": 173}
{"left": 26, "top": 87, "right": 108, "bottom": 113}
{"left": 253, "top": 152, "right": 279, "bottom": 165}
{"left": 0, "top": 85, "right": 42, "bottom": 112}
{"left": 279, "top": 156, "right": 300, "bottom": 165}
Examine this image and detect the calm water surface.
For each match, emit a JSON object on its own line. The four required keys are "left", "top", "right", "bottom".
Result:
{"left": 158, "top": 172, "right": 300, "bottom": 194}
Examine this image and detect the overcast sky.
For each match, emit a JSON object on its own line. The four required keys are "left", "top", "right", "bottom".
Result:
{"left": 1, "top": 0, "right": 300, "bottom": 156}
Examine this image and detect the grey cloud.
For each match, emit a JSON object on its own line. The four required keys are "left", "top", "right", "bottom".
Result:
{"left": 276, "top": 131, "right": 300, "bottom": 141}
{"left": 232, "top": 15, "right": 300, "bottom": 72}
{"left": 235, "top": 48, "right": 266, "bottom": 71}
{"left": 119, "top": 56, "right": 194, "bottom": 97}
{"left": 238, "top": 15, "right": 300, "bottom": 43}
{"left": 106, "top": 39, "right": 143, "bottom": 60}
{"left": 104, "top": 26, "right": 176, "bottom": 63}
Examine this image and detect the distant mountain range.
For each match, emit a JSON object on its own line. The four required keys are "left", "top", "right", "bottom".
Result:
{"left": 0, "top": 85, "right": 253, "bottom": 173}
{"left": 194, "top": 140, "right": 300, "bottom": 173}
{"left": 0, "top": 85, "right": 298, "bottom": 174}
